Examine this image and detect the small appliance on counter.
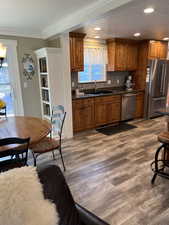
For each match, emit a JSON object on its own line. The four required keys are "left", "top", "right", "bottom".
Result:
{"left": 125, "top": 75, "right": 134, "bottom": 91}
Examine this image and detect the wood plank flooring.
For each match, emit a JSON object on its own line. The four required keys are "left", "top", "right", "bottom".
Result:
{"left": 33, "top": 117, "right": 169, "bottom": 225}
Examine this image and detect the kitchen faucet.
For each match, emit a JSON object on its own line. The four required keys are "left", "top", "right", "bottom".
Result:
{"left": 94, "top": 80, "right": 97, "bottom": 93}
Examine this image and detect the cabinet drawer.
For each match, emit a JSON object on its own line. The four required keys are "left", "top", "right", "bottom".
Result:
{"left": 73, "top": 98, "right": 94, "bottom": 107}
{"left": 95, "top": 95, "right": 121, "bottom": 103}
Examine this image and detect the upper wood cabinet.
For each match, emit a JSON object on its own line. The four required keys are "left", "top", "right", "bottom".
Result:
{"left": 134, "top": 40, "right": 168, "bottom": 90}
{"left": 69, "top": 32, "right": 86, "bottom": 72}
{"left": 148, "top": 40, "right": 168, "bottom": 59}
{"left": 107, "top": 38, "right": 138, "bottom": 71}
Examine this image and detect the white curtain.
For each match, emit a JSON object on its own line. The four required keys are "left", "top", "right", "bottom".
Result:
{"left": 84, "top": 41, "right": 107, "bottom": 65}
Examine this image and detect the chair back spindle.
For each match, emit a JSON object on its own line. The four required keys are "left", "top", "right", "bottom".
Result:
{"left": 51, "top": 105, "right": 66, "bottom": 141}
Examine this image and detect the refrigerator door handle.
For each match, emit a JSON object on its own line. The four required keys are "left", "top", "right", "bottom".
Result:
{"left": 153, "top": 96, "right": 166, "bottom": 101}
{"left": 160, "top": 64, "right": 165, "bottom": 93}
{"left": 162, "top": 63, "right": 167, "bottom": 95}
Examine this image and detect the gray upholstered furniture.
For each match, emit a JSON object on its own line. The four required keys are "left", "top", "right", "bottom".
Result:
{"left": 37, "top": 163, "right": 110, "bottom": 225}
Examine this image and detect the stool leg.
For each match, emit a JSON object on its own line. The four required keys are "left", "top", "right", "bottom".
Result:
{"left": 32, "top": 152, "right": 37, "bottom": 166}
{"left": 52, "top": 150, "right": 56, "bottom": 160}
{"left": 151, "top": 144, "right": 165, "bottom": 184}
{"left": 151, "top": 173, "right": 157, "bottom": 184}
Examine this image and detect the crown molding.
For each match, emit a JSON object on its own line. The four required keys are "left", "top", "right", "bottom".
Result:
{"left": 42, "top": 0, "right": 135, "bottom": 39}
{"left": 0, "top": 28, "right": 43, "bottom": 39}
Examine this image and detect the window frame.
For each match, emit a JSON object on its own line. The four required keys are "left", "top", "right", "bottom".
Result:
{"left": 78, "top": 64, "right": 107, "bottom": 83}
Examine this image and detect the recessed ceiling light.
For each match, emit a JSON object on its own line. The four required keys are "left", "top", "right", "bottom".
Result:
{"left": 94, "top": 27, "right": 101, "bottom": 31}
{"left": 144, "top": 7, "right": 154, "bottom": 14}
{"left": 163, "top": 37, "right": 169, "bottom": 41}
{"left": 134, "top": 33, "right": 141, "bottom": 37}
{"left": 94, "top": 36, "right": 100, "bottom": 39}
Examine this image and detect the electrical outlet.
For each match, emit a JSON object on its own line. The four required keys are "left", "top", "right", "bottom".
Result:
{"left": 117, "top": 79, "right": 120, "bottom": 84}
{"left": 72, "top": 82, "right": 75, "bottom": 88}
{"left": 107, "top": 80, "right": 111, "bottom": 84}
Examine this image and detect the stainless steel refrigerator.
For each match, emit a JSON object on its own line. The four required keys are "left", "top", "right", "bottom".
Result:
{"left": 145, "top": 59, "right": 169, "bottom": 118}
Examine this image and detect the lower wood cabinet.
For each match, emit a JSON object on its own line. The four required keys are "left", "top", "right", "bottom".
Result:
{"left": 72, "top": 92, "right": 144, "bottom": 132}
{"left": 94, "top": 95, "right": 121, "bottom": 127}
{"left": 135, "top": 92, "right": 144, "bottom": 119}
{"left": 72, "top": 95, "right": 121, "bottom": 132}
{"left": 72, "top": 98, "right": 95, "bottom": 132}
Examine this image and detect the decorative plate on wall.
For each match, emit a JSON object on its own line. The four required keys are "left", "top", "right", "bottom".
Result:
{"left": 22, "top": 54, "right": 35, "bottom": 80}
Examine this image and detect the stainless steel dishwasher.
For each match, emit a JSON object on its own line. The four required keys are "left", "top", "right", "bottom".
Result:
{"left": 121, "top": 93, "right": 137, "bottom": 121}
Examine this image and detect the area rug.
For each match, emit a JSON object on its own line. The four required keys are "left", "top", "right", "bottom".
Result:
{"left": 96, "top": 123, "right": 137, "bottom": 135}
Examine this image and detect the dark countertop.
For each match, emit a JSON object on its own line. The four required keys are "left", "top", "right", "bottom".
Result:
{"left": 72, "top": 88, "right": 144, "bottom": 100}
{"left": 155, "top": 110, "right": 169, "bottom": 116}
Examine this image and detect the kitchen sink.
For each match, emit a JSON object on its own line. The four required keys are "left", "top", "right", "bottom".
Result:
{"left": 84, "top": 89, "right": 113, "bottom": 95}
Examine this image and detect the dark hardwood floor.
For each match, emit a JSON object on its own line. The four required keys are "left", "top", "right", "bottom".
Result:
{"left": 32, "top": 117, "right": 169, "bottom": 225}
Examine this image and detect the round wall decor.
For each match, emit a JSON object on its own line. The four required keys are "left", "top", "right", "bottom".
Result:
{"left": 22, "top": 54, "right": 35, "bottom": 80}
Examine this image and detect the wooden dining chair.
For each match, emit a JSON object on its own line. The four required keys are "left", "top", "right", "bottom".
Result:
{"left": 30, "top": 105, "right": 66, "bottom": 171}
{"left": 0, "top": 137, "right": 30, "bottom": 172}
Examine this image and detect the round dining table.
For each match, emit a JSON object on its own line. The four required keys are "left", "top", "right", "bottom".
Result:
{"left": 0, "top": 116, "right": 52, "bottom": 151}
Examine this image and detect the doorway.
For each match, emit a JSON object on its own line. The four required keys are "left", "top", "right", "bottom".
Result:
{"left": 0, "top": 59, "right": 14, "bottom": 116}
{"left": 0, "top": 39, "right": 24, "bottom": 116}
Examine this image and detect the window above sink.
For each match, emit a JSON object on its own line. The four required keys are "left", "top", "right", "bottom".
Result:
{"left": 78, "top": 39, "right": 107, "bottom": 83}
{"left": 79, "top": 64, "right": 106, "bottom": 83}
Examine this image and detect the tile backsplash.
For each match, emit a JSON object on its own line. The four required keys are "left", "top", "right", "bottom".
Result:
{"left": 71, "top": 71, "right": 130, "bottom": 90}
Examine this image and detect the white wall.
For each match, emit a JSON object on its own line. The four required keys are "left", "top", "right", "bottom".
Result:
{"left": 60, "top": 33, "right": 73, "bottom": 139}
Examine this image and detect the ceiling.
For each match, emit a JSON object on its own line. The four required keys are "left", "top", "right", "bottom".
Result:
{"left": 0, "top": 0, "right": 135, "bottom": 39}
{"left": 74, "top": 0, "right": 169, "bottom": 41}
{"left": 0, "top": 0, "right": 97, "bottom": 38}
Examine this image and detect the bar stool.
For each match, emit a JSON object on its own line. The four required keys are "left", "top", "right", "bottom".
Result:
{"left": 151, "top": 131, "right": 169, "bottom": 184}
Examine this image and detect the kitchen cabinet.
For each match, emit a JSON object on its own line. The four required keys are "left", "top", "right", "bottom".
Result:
{"left": 95, "top": 95, "right": 121, "bottom": 126}
{"left": 107, "top": 38, "right": 138, "bottom": 71}
{"left": 135, "top": 40, "right": 168, "bottom": 90}
{"left": 72, "top": 98, "right": 95, "bottom": 132}
{"left": 148, "top": 41, "right": 168, "bottom": 59}
{"left": 135, "top": 92, "right": 144, "bottom": 118}
{"left": 69, "top": 32, "right": 86, "bottom": 72}
{"left": 72, "top": 95, "right": 121, "bottom": 132}
{"left": 127, "top": 41, "right": 138, "bottom": 71}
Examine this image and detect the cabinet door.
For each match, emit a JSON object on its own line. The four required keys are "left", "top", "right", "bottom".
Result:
{"left": 127, "top": 43, "right": 138, "bottom": 71}
{"left": 72, "top": 99, "right": 94, "bottom": 132}
{"left": 69, "top": 33, "right": 85, "bottom": 72}
{"left": 135, "top": 92, "right": 144, "bottom": 118}
{"left": 115, "top": 41, "right": 128, "bottom": 71}
{"left": 107, "top": 40, "right": 116, "bottom": 71}
{"left": 106, "top": 102, "right": 121, "bottom": 123}
{"left": 74, "top": 37, "right": 84, "bottom": 71}
{"left": 70, "top": 37, "right": 76, "bottom": 71}
{"left": 149, "top": 41, "right": 168, "bottom": 59}
{"left": 95, "top": 96, "right": 121, "bottom": 126}
{"left": 94, "top": 102, "right": 107, "bottom": 126}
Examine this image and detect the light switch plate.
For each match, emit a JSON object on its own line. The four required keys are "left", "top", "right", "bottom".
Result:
{"left": 24, "top": 82, "right": 27, "bottom": 88}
